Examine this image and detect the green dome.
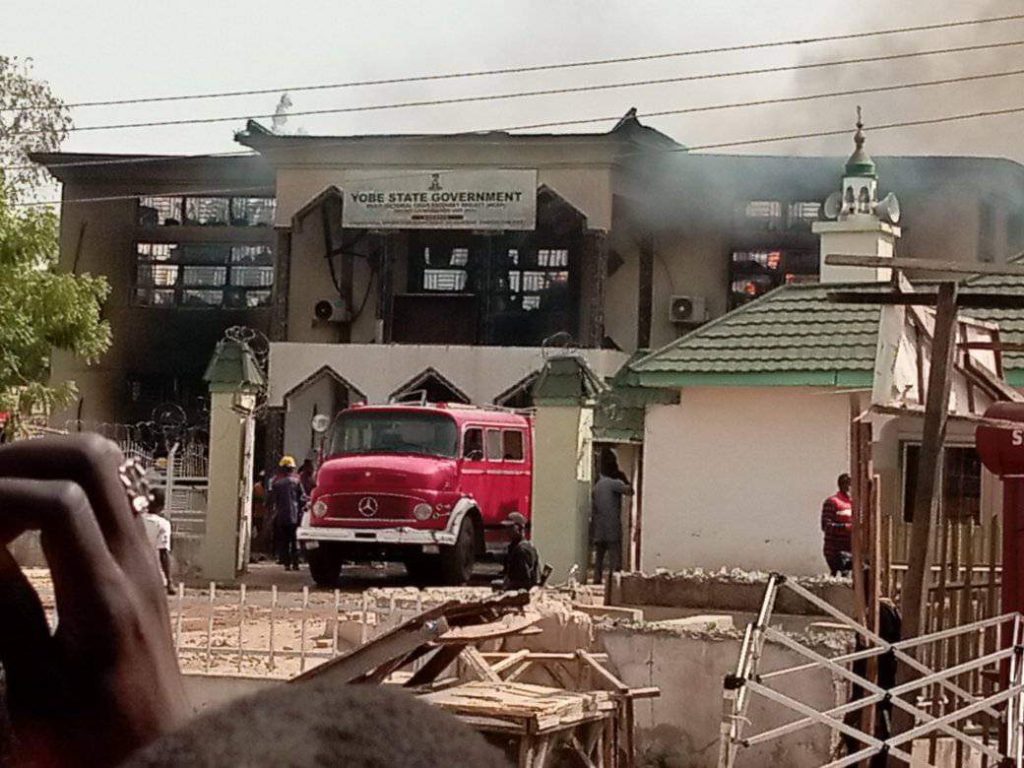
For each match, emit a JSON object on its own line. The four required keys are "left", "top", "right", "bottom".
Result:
{"left": 845, "top": 118, "right": 876, "bottom": 178}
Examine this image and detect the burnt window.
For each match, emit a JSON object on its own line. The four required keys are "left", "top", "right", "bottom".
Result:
{"left": 134, "top": 242, "right": 273, "bottom": 308}
{"left": 729, "top": 250, "right": 817, "bottom": 308}
{"left": 901, "top": 444, "right": 982, "bottom": 524}
{"left": 137, "top": 196, "right": 275, "bottom": 227}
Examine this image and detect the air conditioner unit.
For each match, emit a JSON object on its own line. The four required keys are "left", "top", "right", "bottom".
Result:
{"left": 314, "top": 298, "right": 351, "bottom": 323}
{"left": 668, "top": 295, "right": 707, "bottom": 325}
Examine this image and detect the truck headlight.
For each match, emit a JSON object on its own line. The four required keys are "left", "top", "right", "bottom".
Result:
{"left": 412, "top": 503, "right": 433, "bottom": 521}
{"left": 312, "top": 500, "right": 328, "bottom": 519}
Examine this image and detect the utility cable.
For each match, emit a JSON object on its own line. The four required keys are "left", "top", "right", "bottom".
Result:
{"left": 13, "top": 103, "right": 1024, "bottom": 207}
{"left": 6, "top": 38, "right": 1024, "bottom": 137}
{"left": 6, "top": 64, "right": 1024, "bottom": 173}
{"left": 4, "top": 12, "right": 1022, "bottom": 112}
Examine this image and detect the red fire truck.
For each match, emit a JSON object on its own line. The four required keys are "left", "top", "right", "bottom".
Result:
{"left": 297, "top": 403, "right": 533, "bottom": 586}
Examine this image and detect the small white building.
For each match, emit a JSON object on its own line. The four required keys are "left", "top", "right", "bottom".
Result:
{"left": 624, "top": 125, "right": 1013, "bottom": 575}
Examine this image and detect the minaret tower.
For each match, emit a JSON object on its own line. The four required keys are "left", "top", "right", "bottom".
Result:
{"left": 813, "top": 108, "right": 901, "bottom": 283}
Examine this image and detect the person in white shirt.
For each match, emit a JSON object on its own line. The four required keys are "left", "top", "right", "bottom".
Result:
{"left": 142, "top": 488, "right": 174, "bottom": 595}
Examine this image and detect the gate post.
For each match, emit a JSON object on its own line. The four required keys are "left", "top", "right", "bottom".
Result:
{"left": 198, "top": 339, "right": 264, "bottom": 583}
{"left": 531, "top": 355, "right": 603, "bottom": 584}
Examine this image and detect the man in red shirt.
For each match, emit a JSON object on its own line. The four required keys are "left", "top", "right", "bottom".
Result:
{"left": 821, "top": 473, "right": 853, "bottom": 576}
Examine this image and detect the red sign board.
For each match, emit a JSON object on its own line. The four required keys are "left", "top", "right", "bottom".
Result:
{"left": 976, "top": 402, "right": 1024, "bottom": 477}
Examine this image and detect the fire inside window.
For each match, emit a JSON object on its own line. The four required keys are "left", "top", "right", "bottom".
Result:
{"left": 134, "top": 242, "right": 274, "bottom": 308}
{"left": 729, "top": 250, "right": 818, "bottom": 308}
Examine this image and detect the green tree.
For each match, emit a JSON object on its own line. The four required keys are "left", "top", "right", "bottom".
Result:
{"left": 0, "top": 59, "right": 109, "bottom": 438}
{"left": 0, "top": 56, "right": 73, "bottom": 201}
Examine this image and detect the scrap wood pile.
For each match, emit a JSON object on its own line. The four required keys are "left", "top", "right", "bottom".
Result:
{"left": 291, "top": 591, "right": 658, "bottom": 768}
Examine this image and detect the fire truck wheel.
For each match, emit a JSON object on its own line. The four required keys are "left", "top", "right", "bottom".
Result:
{"left": 440, "top": 517, "right": 476, "bottom": 585}
{"left": 307, "top": 545, "right": 342, "bottom": 587}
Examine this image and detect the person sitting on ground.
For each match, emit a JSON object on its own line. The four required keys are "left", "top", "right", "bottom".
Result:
{"left": 499, "top": 512, "right": 540, "bottom": 591}
{"left": 269, "top": 455, "right": 306, "bottom": 572}
{"left": 821, "top": 472, "right": 854, "bottom": 576}
{"left": 0, "top": 435, "right": 508, "bottom": 768}
{"left": 141, "top": 488, "right": 175, "bottom": 596}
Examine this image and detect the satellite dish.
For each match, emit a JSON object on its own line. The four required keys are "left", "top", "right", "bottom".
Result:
{"left": 874, "top": 192, "right": 901, "bottom": 224}
{"left": 311, "top": 414, "right": 331, "bottom": 434}
{"left": 823, "top": 191, "right": 843, "bottom": 220}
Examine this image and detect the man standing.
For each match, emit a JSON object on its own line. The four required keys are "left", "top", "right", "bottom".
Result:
{"left": 499, "top": 512, "right": 540, "bottom": 591}
{"left": 821, "top": 473, "right": 854, "bottom": 576}
{"left": 142, "top": 488, "right": 175, "bottom": 596}
{"left": 591, "top": 457, "right": 633, "bottom": 585}
{"left": 269, "top": 456, "right": 307, "bottom": 571}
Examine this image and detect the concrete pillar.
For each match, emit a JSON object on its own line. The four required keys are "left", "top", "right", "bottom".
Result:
{"left": 532, "top": 405, "right": 593, "bottom": 583}
{"left": 198, "top": 340, "right": 264, "bottom": 583}
{"left": 531, "top": 355, "right": 604, "bottom": 582}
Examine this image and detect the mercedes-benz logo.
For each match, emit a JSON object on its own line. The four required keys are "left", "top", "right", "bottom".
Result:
{"left": 357, "top": 496, "right": 379, "bottom": 517}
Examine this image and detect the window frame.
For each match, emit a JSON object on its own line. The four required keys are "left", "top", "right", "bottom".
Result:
{"left": 462, "top": 426, "right": 485, "bottom": 462}
{"left": 133, "top": 241, "right": 274, "bottom": 309}
{"left": 501, "top": 429, "right": 526, "bottom": 463}
{"left": 137, "top": 195, "right": 276, "bottom": 228}
{"left": 485, "top": 428, "right": 503, "bottom": 462}
{"left": 900, "top": 441, "right": 983, "bottom": 525}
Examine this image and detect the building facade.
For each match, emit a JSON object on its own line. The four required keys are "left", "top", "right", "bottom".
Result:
{"left": 35, "top": 112, "right": 1024, "bottom": 476}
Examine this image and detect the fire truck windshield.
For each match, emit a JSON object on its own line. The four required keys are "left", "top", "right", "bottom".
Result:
{"left": 327, "top": 410, "right": 459, "bottom": 458}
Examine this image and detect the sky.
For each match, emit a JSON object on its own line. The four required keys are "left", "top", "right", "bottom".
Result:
{"left": 2, "top": 0, "right": 1023, "bottom": 164}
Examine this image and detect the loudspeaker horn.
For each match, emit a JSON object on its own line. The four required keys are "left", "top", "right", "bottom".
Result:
{"left": 822, "top": 191, "right": 843, "bottom": 220}
{"left": 874, "top": 192, "right": 901, "bottom": 224}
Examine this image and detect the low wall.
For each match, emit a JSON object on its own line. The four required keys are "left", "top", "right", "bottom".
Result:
{"left": 598, "top": 624, "right": 846, "bottom": 768}
{"left": 611, "top": 570, "right": 853, "bottom": 617}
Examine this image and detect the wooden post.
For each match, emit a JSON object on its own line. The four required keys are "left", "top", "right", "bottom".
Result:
{"left": 901, "top": 281, "right": 959, "bottom": 642}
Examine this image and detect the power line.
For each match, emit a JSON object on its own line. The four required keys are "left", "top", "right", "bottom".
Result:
{"left": 12, "top": 103, "right": 1024, "bottom": 207}
{"left": 683, "top": 105, "right": 1024, "bottom": 152}
{"left": 5, "top": 64, "right": 1023, "bottom": 173}
{"left": 5, "top": 12, "right": 1022, "bottom": 112}
{"left": 6, "top": 38, "right": 1024, "bottom": 138}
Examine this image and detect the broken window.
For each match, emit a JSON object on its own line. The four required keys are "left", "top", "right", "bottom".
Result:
{"left": 788, "top": 202, "right": 821, "bottom": 225}
{"left": 134, "top": 242, "right": 274, "bottom": 308}
{"left": 137, "top": 195, "right": 275, "bottom": 227}
{"left": 729, "top": 250, "right": 818, "bottom": 308}
{"left": 744, "top": 201, "right": 783, "bottom": 219}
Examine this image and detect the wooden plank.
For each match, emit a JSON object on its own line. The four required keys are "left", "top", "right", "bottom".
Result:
{"left": 461, "top": 646, "right": 503, "bottom": 683}
{"left": 897, "top": 282, "right": 959, "bottom": 737}
{"left": 491, "top": 649, "right": 532, "bottom": 676}
{"left": 577, "top": 650, "right": 629, "bottom": 693}
{"left": 439, "top": 612, "right": 542, "bottom": 643}
{"left": 825, "top": 253, "right": 1024, "bottom": 276}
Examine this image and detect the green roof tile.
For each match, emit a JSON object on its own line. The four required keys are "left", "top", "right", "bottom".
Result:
{"left": 629, "top": 282, "right": 882, "bottom": 386}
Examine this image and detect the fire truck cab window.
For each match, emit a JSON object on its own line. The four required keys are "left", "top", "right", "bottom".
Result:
{"left": 463, "top": 428, "right": 484, "bottom": 460}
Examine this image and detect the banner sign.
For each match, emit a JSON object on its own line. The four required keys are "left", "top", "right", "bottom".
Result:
{"left": 341, "top": 169, "right": 537, "bottom": 230}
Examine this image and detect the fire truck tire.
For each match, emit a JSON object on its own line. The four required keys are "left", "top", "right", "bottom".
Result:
{"left": 440, "top": 517, "right": 476, "bottom": 585}
{"left": 308, "top": 545, "right": 342, "bottom": 587}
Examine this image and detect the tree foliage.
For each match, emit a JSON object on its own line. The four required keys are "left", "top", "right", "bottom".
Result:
{"left": 0, "top": 60, "right": 109, "bottom": 436}
{"left": 0, "top": 56, "right": 73, "bottom": 201}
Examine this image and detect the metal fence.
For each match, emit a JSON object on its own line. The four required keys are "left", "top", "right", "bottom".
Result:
{"left": 718, "top": 574, "right": 1024, "bottom": 768}
{"left": 169, "top": 583, "right": 492, "bottom": 678}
